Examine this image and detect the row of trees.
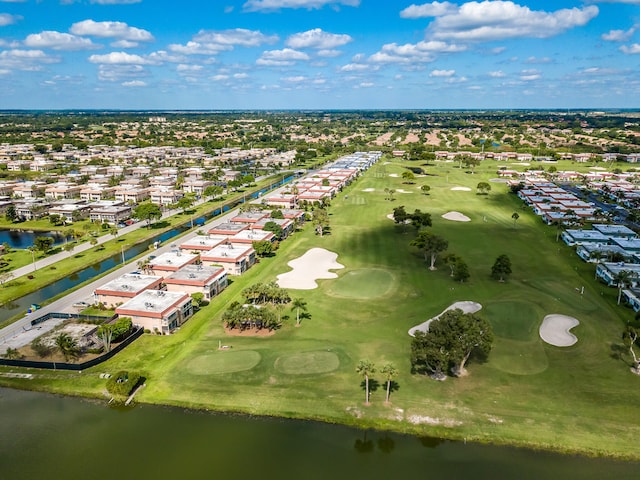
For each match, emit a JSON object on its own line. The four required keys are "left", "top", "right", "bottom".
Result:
{"left": 355, "top": 360, "right": 398, "bottom": 405}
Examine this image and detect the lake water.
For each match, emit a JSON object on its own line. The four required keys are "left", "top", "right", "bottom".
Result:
{"left": 0, "top": 388, "right": 638, "bottom": 480}
{"left": 0, "top": 229, "right": 67, "bottom": 249}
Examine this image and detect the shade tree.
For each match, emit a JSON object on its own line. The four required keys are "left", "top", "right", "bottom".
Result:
{"left": 410, "top": 230, "right": 448, "bottom": 270}
{"left": 411, "top": 309, "right": 493, "bottom": 378}
{"left": 491, "top": 254, "right": 512, "bottom": 282}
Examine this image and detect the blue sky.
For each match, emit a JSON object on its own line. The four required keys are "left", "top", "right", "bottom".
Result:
{"left": 0, "top": 0, "right": 639, "bottom": 109}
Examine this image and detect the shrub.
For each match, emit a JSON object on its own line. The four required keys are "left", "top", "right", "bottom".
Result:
{"left": 106, "top": 370, "right": 142, "bottom": 397}
{"left": 31, "top": 337, "right": 53, "bottom": 358}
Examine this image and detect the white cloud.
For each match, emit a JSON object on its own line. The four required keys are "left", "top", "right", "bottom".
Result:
{"left": 425, "top": 1, "right": 599, "bottom": 42}
{"left": 0, "top": 49, "right": 60, "bottom": 71}
{"left": 97, "top": 64, "right": 146, "bottom": 82}
{"left": 256, "top": 48, "right": 309, "bottom": 66}
{"left": 525, "top": 56, "right": 552, "bottom": 64}
{"left": 520, "top": 69, "right": 541, "bottom": 81}
{"left": 243, "top": 0, "right": 359, "bottom": 12}
{"left": 317, "top": 49, "right": 342, "bottom": 57}
{"left": 111, "top": 40, "right": 139, "bottom": 48}
{"left": 169, "top": 29, "right": 277, "bottom": 56}
{"left": 0, "top": 13, "right": 21, "bottom": 26}
{"left": 339, "top": 62, "right": 375, "bottom": 72}
{"left": 400, "top": 2, "right": 457, "bottom": 18}
{"left": 194, "top": 29, "right": 278, "bottom": 47}
{"left": 211, "top": 74, "right": 229, "bottom": 81}
{"left": 70, "top": 20, "right": 154, "bottom": 42}
{"left": 488, "top": 70, "right": 505, "bottom": 77}
{"left": 620, "top": 43, "right": 640, "bottom": 54}
{"left": 602, "top": 27, "right": 635, "bottom": 42}
{"left": 430, "top": 69, "right": 455, "bottom": 77}
{"left": 24, "top": 31, "right": 99, "bottom": 51}
{"left": 368, "top": 40, "right": 465, "bottom": 64}
{"left": 283, "top": 75, "right": 307, "bottom": 82}
{"left": 122, "top": 80, "right": 147, "bottom": 87}
{"left": 176, "top": 64, "right": 203, "bottom": 72}
{"left": 234, "top": 73, "right": 249, "bottom": 79}
{"left": 286, "top": 28, "right": 352, "bottom": 49}
{"left": 89, "top": 51, "right": 158, "bottom": 65}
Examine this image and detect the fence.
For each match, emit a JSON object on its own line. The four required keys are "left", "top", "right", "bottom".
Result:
{"left": 0, "top": 326, "right": 144, "bottom": 371}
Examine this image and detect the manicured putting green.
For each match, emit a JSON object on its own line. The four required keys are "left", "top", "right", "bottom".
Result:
{"left": 275, "top": 351, "right": 340, "bottom": 375}
{"left": 489, "top": 337, "right": 549, "bottom": 375}
{"left": 328, "top": 269, "right": 394, "bottom": 299}
{"left": 485, "top": 301, "right": 539, "bottom": 341}
{"left": 185, "top": 350, "right": 261, "bottom": 375}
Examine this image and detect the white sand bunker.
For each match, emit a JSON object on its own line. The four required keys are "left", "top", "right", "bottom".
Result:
{"left": 388, "top": 173, "right": 399, "bottom": 177}
{"left": 451, "top": 186, "right": 472, "bottom": 191}
{"left": 442, "top": 211, "right": 470, "bottom": 222}
{"left": 539, "top": 314, "right": 579, "bottom": 347}
{"left": 362, "top": 188, "right": 375, "bottom": 192}
{"left": 277, "top": 248, "right": 345, "bottom": 290}
{"left": 395, "top": 189, "right": 410, "bottom": 193}
{"left": 409, "top": 301, "right": 482, "bottom": 336}
{"left": 511, "top": 162, "right": 530, "bottom": 166}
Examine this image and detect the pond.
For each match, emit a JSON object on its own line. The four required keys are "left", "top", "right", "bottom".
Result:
{"left": 0, "top": 229, "right": 68, "bottom": 249}
{"left": 0, "top": 388, "right": 638, "bottom": 480}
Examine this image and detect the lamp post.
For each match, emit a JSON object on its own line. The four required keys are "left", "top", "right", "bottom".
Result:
{"left": 29, "top": 247, "right": 36, "bottom": 272}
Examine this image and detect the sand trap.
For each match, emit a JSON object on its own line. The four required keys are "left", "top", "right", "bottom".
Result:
{"left": 511, "top": 162, "right": 530, "bottom": 166}
{"left": 409, "top": 301, "right": 482, "bottom": 336}
{"left": 388, "top": 173, "right": 399, "bottom": 177}
{"left": 395, "top": 189, "right": 410, "bottom": 193}
{"left": 539, "top": 314, "right": 579, "bottom": 347}
{"left": 442, "top": 211, "right": 470, "bottom": 222}
{"left": 277, "top": 248, "right": 344, "bottom": 289}
{"left": 362, "top": 188, "right": 375, "bottom": 192}
{"left": 451, "top": 186, "right": 471, "bottom": 191}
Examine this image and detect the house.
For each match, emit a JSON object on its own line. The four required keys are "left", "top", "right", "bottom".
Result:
{"left": 115, "top": 289, "right": 193, "bottom": 334}
{"left": 179, "top": 235, "right": 227, "bottom": 252}
{"left": 592, "top": 224, "right": 637, "bottom": 240}
{"left": 230, "top": 211, "right": 270, "bottom": 224}
{"left": 208, "top": 222, "right": 248, "bottom": 237}
{"left": 230, "top": 229, "right": 275, "bottom": 245}
{"left": 94, "top": 273, "right": 163, "bottom": 308}
{"left": 252, "top": 217, "right": 294, "bottom": 238}
{"left": 200, "top": 243, "right": 256, "bottom": 275}
{"left": 621, "top": 288, "right": 640, "bottom": 312}
{"left": 164, "top": 264, "right": 228, "bottom": 300}
{"left": 595, "top": 262, "right": 640, "bottom": 287}
{"left": 561, "top": 229, "right": 610, "bottom": 247}
{"left": 48, "top": 203, "right": 90, "bottom": 223}
{"left": 576, "top": 243, "right": 634, "bottom": 263}
{"left": 89, "top": 205, "right": 132, "bottom": 225}
{"left": 148, "top": 251, "right": 199, "bottom": 278}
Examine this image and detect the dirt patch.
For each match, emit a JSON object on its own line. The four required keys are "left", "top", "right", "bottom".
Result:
{"left": 224, "top": 326, "right": 275, "bottom": 337}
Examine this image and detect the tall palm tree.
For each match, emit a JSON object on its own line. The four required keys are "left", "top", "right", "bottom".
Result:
{"left": 291, "top": 298, "right": 308, "bottom": 326}
{"left": 356, "top": 360, "right": 375, "bottom": 405}
{"left": 511, "top": 211, "right": 520, "bottom": 227}
{"left": 615, "top": 270, "right": 635, "bottom": 305}
{"left": 381, "top": 363, "right": 398, "bottom": 404}
{"left": 55, "top": 333, "right": 79, "bottom": 362}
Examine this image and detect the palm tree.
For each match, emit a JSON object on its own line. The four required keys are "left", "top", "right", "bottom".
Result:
{"left": 511, "top": 212, "right": 520, "bottom": 227}
{"left": 615, "top": 270, "right": 635, "bottom": 305}
{"left": 381, "top": 363, "right": 397, "bottom": 404}
{"left": 356, "top": 360, "right": 375, "bottom": 405}
{"left": 291, "top": 298, "right": 308, "bottom": 326}
{"left": 55, "top": 333, "right": 79, "bottom": 362}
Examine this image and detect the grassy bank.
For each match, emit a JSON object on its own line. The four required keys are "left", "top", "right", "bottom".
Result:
{"left": 2, "top": 159, "right": 639, "bottom": 460}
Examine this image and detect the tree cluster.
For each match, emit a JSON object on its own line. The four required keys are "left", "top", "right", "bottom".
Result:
{"left": 411, "top": 309, "right": 493, "bottom": 379}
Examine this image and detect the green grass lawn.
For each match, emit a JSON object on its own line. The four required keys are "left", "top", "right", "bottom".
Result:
{"left": 3, "top": 158, "right": 640, "bottom": 459}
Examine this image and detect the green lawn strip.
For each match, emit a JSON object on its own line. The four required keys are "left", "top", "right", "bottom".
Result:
{"left": 3, "top": 159, "right": 640, "bottom": 459}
